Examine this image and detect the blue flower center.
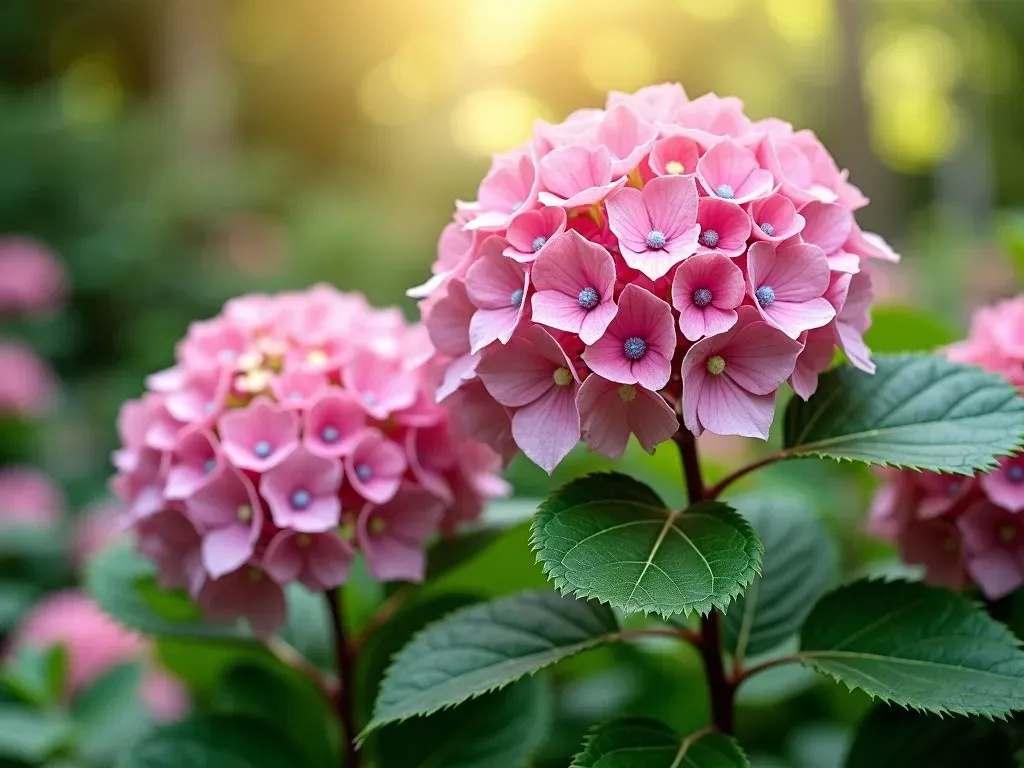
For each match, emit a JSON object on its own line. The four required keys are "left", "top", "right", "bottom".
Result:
{"left": 759, "top": 222, "right": 775, "bottom": 236}
{"left": 577, "top": 286, "right": 600, "bottom": 310}
{"left": 321, "top": 425, "right": 340, "bottom": 443}
{"left": 511, "top": 201, "right": 523, "bottom": 212}
{"left": 355, "top": 464, "right": 373, "bottom": 480}
{"left": 254, "top": 440, "right": 272, "bottom": 459}
{"left": 699, "top": 229, "right": 719, "bottom": 248}
{"left": 692, "top": 288, "right": 713, "bottom": 307}
{"left": 290, "top": 489, "right": 312, "bottom": 509}
{"left": 510, "top": 288, "right": 525, "bottom": 308}
{"left": 947, "top": 480, "right": 963, "bottom": 497}
{"left": 645, "top": 230, "right": 667, "bottom": 249}
{"left": 755, "top": 286, "right": 776, "bottom": 307}
{"left": 1010, "top": 465, "right": 1024, "bottom": 483}
{"left": 715, "top": 184, "right": 735, "bottom": 199}
{"left": 203, "top": 458, "right": 217, "bottom": 474}
{"left": 531, "top": 236, "right": 547, "bottom": 252}
{"left": 623, "top": 336, "right": 648, "bottom": 360}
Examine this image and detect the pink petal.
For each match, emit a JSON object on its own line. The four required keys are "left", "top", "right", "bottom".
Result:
{"left": 761, "top": 298, "right": 836, "bottom": 339}
{"left": 512, "top": 386, "right": 581, "bottom": 473}
{"left": 644, "top": 175, "right": 699, "bottom": 241}
{"left": 697, "top": 374, "right": 777, "bottom": 440}
{"left": 469, "top": 303, "right": 526, "bottom": 353}
{"left": 722, "top": 321, "right": 804, "bottom": 395}
{"left": 476, "top": 336, "right": 555, "bottom": 407}
{"left": 201, "top": 526, "right": 254, "bottom": 579}
{"left": 465, "top": 246, "right": 527, "bottom": 310}
{"left": 799, "top": 200, "right": 853, "bottom": 255}
{"left": 262, "top": 530, "right": 304, "bottom": 584}
{"left": 531, "top": 291, "right": 588, "bottom": 337}
{"left": 578, "top": 376, "right": 677, "bottom": 458}
{"left": 696, "top": 197, "right": 751, "bottom": 257}
{"left": 606, "top": 186, "right": 652, "bottom": 253}
{"left": 578, "top": 301, "right": 618, "bottom": 345}
{"left": 967, "top": 549, "right": 1024, "bottom": 600}
{"left": 648, "top": 135, "right": 701, "bottom": 177}
{"left": 303, "top": 392, "right": 369, "bottom": 457}
{"left": 531, "top": 230, "right": 616, "bottom": 298}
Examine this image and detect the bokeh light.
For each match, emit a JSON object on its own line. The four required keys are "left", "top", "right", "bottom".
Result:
{"left": 60, "top": 53, "right": 123, "bottom": 125}
{"left": 580, "top": 30, "right": 657, "bottom": 94}
{"left": 451, "top": 88, "right": 550, "bottom": 156}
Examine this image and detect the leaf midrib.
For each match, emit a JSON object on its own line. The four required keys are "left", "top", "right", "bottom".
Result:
{"left": 800, "top": 649, "right": 1024, "bottom": 680}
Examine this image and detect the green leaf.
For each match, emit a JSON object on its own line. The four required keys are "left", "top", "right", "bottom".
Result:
{"left": 213, "top": 662, "right": 336, "bottom": 768}
{"left": 85, "top": 544, "right": 250, "bottom": 640}
{"left": 845, "top": 705, "right": 1016, "bottom": 768}
{"left": 364, "top": 590, "right": 617, "bottom": 736}
{"left": 0, "top": 705, "right": 74, "bottom": 762}
{"left": 155, "top": 639, "right": 272, "bottom": 698}
{"left": 722, "top": 497, "right": 838, "bottom": 661}
{"left": 425, "top": 498, "right": 540, "bottom": 582}
{"left": 277, "top": 584, "right": 332, "bottom": 670}
{"left": 783, "top": 354, "right": 1024, "bottom": 474}
{"left": 376, "top": 677, "right": 550, "bottom": 768}
{"left": 572, "top": 719, "right": 749, "bottom": 767}
{"left": 864, "top": 306, "right": 958, "bottom": 354}
{"left": 799, "top": 579, "right": 1024, "bottom": 717}
{"left": 116, "top": 715, "right": 303, "bottom": 768}
{"left": 1, "top": 643, "right": 67, "bottom": 706}
{"left": 72, "top": 662, "right": 152, "bottom": 764}
{"left": 532, "top": 473, "right": 763, "bottom": 617}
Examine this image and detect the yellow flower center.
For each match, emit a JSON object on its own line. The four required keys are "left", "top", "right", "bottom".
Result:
{"left": 306, "top": 349, "right": 328, "bottom": 367}
{"left": 617, "top": 384, "right": 637, "bottom": 403}
{"left": 338, "top": 521, "right": 355, "bottom": 541}
{"left": 370, "top": 517, "right": 387, "bottom": 536}
{"left": 706, "top": 355, "right": 726, "bottom": 376}
{"left": 552, "top": 367, "right": 573, "bottom": 387}
{"left": 665, "top": 161, "right": 685, "bottom": 175}
{"left": 1000, "top": 524, "right": 1017, "bottom": 543}
{"left": 247, "top": 568, "right": 263, "bottom": 583}
{"left": 237, "top": 351, "right": 264, "bottom": 371}
{"left": 236, "top": 369, "right": 271, "bottom": 394}
{"left": 237, "top": 505, "right": 252, "bottom": 523}
{"left": 297, "top": 534, "right": 312, "bottom": 548}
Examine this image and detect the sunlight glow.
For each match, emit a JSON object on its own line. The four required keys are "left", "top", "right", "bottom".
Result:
{"left": 580, "top": 31, "right": 656, "bottom": 93}
{"left": 451, "top": 88, "right": 549, "bottom": 156}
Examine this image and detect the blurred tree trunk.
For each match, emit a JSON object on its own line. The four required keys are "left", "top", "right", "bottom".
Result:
{"left": 159, "top": 0, "right": 237, "bottom": 176}
{"left": 832, "top": 0, "right": 902, "bottom": 236}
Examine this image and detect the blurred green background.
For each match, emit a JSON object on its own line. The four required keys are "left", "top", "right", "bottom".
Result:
{"left": 3, "top": 0, "right": 1024, "bottom": 766}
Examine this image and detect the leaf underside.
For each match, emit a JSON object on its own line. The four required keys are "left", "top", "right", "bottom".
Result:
{"left": 572, "top": 718, "right": 749, "bottom": 767}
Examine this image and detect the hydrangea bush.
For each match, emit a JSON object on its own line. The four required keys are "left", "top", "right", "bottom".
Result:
{"left": 871, "top": 295, "right": 1024, "bottom": 599}
{"left": 66, "top": 85, "right": 1024, "bottom": 768}
{"left": 419, "top": 83, "right": 895, "bottom": 471}
{"left": 110, "top": 285, "right": 507, "bottom": 638}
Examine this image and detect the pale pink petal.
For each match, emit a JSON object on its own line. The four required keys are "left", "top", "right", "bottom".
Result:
{"left": 531, "top": 291, "right": 588, "bottom": 336}
{"left": 605, "top": 186, "right": 652, "bottom": 252}
{"left": 201, "top": 526, "right": 254, "bottom": 579}
{"left": 476, "top": 336, "right": 555, "bottom": 407}
{"left": 799, "top": 200, "right": 853, "bottom": 255}
{"left": 722, "top": 321, "right": 804, "bottom": 395}
{"left": 512, "top": 386, "right": 581, "bottom": 473}
{"left": 967, "top": 549, "right": 1024, "bottom": 600}
{"left": 303, "top": 392, "right": 368, "bottom": 457}
{"left": 698, "top": 375, "right": 777, "bottom": 440}
{"left": 644, "top": 175, "right": 699, "bottom": 241}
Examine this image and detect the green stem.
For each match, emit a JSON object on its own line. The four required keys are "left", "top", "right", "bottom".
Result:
{"left": 326, "top": 588, "right": 360, "bottom": 768}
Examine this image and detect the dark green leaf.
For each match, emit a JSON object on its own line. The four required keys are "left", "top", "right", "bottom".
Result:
{"left": 800, "top": 579, "right": 1024, "bottom": 717}
{"left": 71, "top": 662, "right": 152, "bottom": 764}
{"left": 845, "top": 705, "right": 1016, "bottom": 768}
{"left": 364, "top": 590, "right": 617, "bottom": 736}
{"left": 278, "top": 584, "right": 332, "bottom": 670}
{"left": 0, "top": 580, "right": 39, "bottom": 631}
{"left": 532, "top": 473, "right": 762, "bottom": 617}
{"left": 85, "top": 544, "right": 250, "bottom": 640}
{"left": 723, "top": 497, "right": 838, "bottom": 660}
{"left": 155, "top": 639, "right": 272, "bottom": 698}
{"left": 572, "top": 718, "right": 749, "bottom": 767}
{"left": 377, "top": 677, "right": 550, "bottom": 768}
{"left": 115, "top": 715, "right": 303, "bottom": 768}
{"left": 783, "top": 354, "right": 1024, "bottom": 474}
{"left": 213, "top": 662, "right": 336, "bottom": 768}
{"left": 0, "top": 705, "right": 73, "bottom": 762}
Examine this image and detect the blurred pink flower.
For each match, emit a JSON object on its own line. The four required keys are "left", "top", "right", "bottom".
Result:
{"left": 0, "top": 237, "right": 66, "bottom": 316}
{"left": 0, "top": 467, "right": 63, "bottom": 529}
{"left": 0, "top": 341, "right": 57, "bottom": 417}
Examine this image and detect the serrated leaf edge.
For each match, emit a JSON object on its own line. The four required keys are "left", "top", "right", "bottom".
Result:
{"left": 530, "top": 473, "right": 764, "bottom": 619}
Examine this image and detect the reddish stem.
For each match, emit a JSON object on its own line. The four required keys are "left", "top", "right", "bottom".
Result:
{"left": 326, "top": 588, "right": 360, "bottom": 768}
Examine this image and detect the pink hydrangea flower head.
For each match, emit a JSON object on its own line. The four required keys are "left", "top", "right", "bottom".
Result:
{"left": 0, "top": 341, "right": 58, "bottom": 418}
{"left": 577, "top": 375, "right": 678, "bottom": 458}
{"left": 671, "top": 252, "right": 745, "bottom": 341}
{"left": 606, "top": 175, "right": 700, "bottom": 280}
{"left": 746, "top": 241, "right": 836, "bottom": 339}
{"left": 0, "top": 237, "right": 67, "bottom": 316}
{"left": 0, "top": 467, "right": 64, "bottom": 529}
{"left": 415, "top": 84, "right": 893, "bottom": 469}
{"left": 681, "top": 307, "right": 803, "bottom": 439}
{"left": 583, "top": 284, "right": 675, "bottom": 390}
{"left": 531, "top": 230, "right": 618, "bottom": 345}
{"left": 8, "top": 590, "right": 188, "bottom": 720}
{"left": 111, "top": 287, "right": 507, "bottom": 637}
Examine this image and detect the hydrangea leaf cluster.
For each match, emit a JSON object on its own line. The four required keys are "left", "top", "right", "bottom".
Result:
{"left": 110, "top": 285, "right": 508, "bottom": 637}
{"left": 417, "top": 83, "right": 898, "bottom": 472}
{"left": 871, "top": 295, "right": 1024, "bottom": 601}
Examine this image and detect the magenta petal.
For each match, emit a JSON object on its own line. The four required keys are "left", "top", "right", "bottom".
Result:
{"left": 967, "top": 549, "right": 1024, "bottom": 600}
{"left": 201, "top": 526, "right": 254, "bottom": 579}
{"left": 579, "top": 301, "right": 618, "bottom": 345}
{"left": 262, "top": 530, "right": 304, "bottom": 584}
{"left": 512, "top": 386, "right": 581, "bottom": 473}
{"left": 981, "top": 462, "right": 1024, "bottom": 513}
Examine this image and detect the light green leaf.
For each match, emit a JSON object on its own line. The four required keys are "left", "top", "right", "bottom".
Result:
{"left": 864, "top": 306, "right": 958, "bottom": 354}
{"left": 116, "top": 715, "right": 303, "bottom": 768}
{"left": 845, "top": 705, "right": 1016, "bottom": 768}
{"left": 213, "top": 662, "right": 336, "bottom": 768}
{"left": 532, "top": 473, "right": 762, "bottom": 617}
{"left": 800, "top": 579, "right": 1024, "bottom": 717}
{"left": 364, "top": 590, "right": 617, "bottom": 736}
{"left": 85, "top": 544, "right": 250, "bottom": 640}
{"left": 1, "top": 643, "right": 67, "bottom": 706}
{"left": 723, "top": 497, "right": 838, "bottom": 661}
{"left": 783, "top": 354, "right": 1024, "bottom": 474}
{"left": 572, "top": 719, "right": 749, "bottom": 767}
{"left": 376, "top": 677, "right": 550, "bottom": 768}
{"left": 72, "top": 662, "right": 152, "bottom": 765}
{"left": 278, "top": 584, "right": 333, "bottom": 670}
{"left": 0, "top": 705, "right": 74, "bottom": 762}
